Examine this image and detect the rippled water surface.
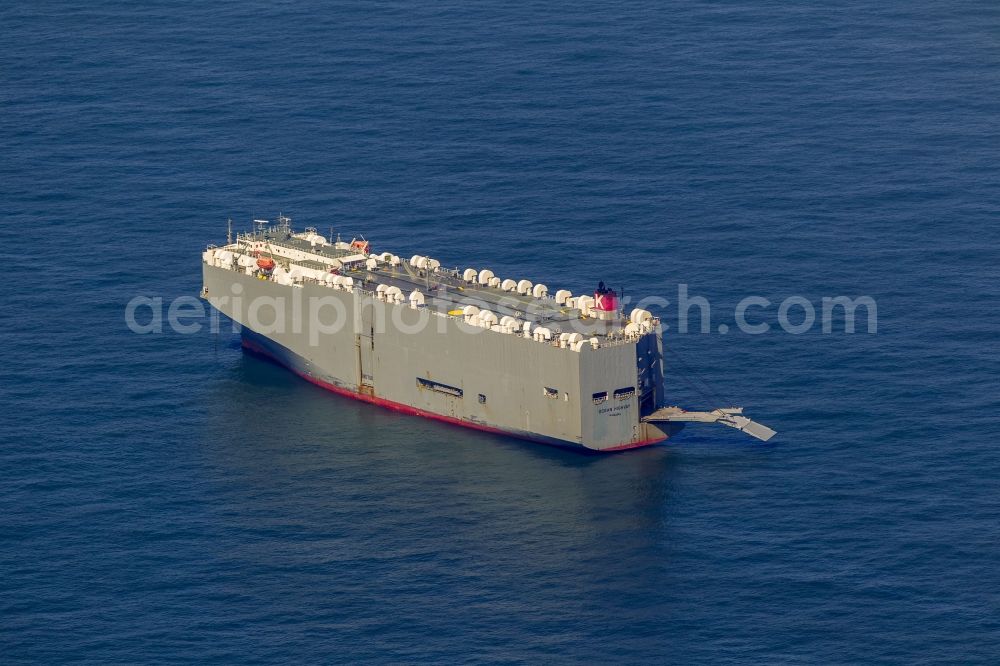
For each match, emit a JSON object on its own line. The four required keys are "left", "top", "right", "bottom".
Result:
{"left": 3, "top": 1, "right": 1000, "bottom": 662}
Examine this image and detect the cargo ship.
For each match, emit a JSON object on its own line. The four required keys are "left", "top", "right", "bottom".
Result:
{"left": 201, "top": 216, "right": 775, "bottom": 452}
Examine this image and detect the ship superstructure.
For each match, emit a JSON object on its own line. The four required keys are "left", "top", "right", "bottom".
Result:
{"left": 201, "top": 216, "right": 775, "bottom": 452}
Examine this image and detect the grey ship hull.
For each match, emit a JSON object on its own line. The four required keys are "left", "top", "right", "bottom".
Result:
{"left": 203, "top": 264, "right": 679, "bottom": 452}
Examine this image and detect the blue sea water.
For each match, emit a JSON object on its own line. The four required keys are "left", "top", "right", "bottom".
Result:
{"left": 3, "top": 0, "right": 1000, "bottom": 662}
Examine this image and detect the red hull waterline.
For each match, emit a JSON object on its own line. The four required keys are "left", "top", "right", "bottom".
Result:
{"left": 241, "top": 337, "right": 669, "bottom": 453}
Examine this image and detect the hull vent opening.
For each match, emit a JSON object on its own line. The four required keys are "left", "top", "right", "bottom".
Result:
{"left": 417, "top": 377, "right": 463, "bottom": 398}
{"left": 614, "top": 387, "right": 635, "bottom": 401}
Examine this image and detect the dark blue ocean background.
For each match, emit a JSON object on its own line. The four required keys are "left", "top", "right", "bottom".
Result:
{"left": 3, "top": 0, "right": 999, "bottom": 662}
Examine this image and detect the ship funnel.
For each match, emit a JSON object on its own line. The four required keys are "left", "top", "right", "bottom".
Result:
{"left": 593, "top": 281, "right": 618, "bottom": 320}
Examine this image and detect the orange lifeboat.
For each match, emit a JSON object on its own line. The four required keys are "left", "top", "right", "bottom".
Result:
{"left": 351, "top": 239, "right": 370, "bottom": 254}
{"left": 257, "top": 256, "right": 276, "bottom": 272}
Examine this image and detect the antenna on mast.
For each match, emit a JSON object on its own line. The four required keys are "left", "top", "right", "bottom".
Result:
{"left": 227, "top": 218, "right": 233, "bottom": 245}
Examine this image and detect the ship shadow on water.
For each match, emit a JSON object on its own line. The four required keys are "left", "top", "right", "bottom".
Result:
{"left": 198, "top": 341, "right": 684, "bottom": 539}
{"left": 184, "top": 321, "right": 788, "bottom": 652}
